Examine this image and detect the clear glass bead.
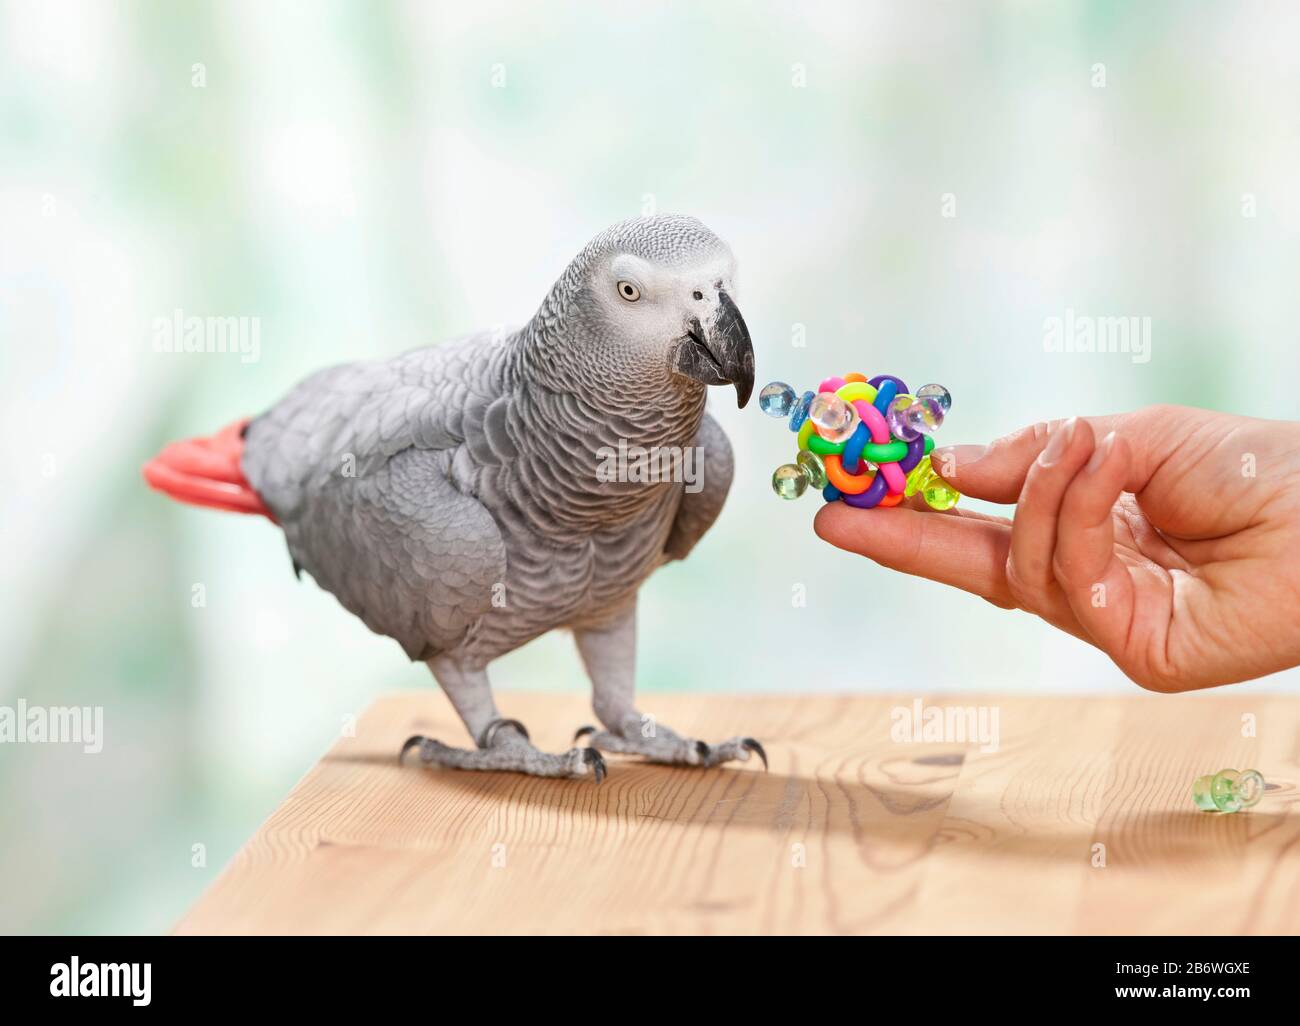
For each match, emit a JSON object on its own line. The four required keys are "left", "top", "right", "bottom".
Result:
{"left": 886, "top": 396, "right": 918, "bottom": 441}
{"left": 904, "top": 396, "right": 944, "bottom": 437}
{"left": 758, "top": 381, "right": 797, "bottom": 418}
{"left": 916, "top": 383, "right": 952, "bottom": 413}
{"left": 771, "top": 463, "right": 809, "bottom": 500}
{"left": 809, "top": 393, "right": 859, "bottom": 443}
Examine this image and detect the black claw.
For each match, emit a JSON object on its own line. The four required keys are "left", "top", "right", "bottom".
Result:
{"left": 695, "top": 740, "right": 711, "bottom": 760}
{"left": 582, "top": 747, "right": 607, "bottom": 784}
{"left": 399, "top": 735, "right": 428, "bottom": 765}
{"left": 574, "top": 725, "right": 597, "bottom": 743}
{"left": 742, "top": 738, "right": 769, "bottom": 771}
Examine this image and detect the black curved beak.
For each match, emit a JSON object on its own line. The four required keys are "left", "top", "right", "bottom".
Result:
{"left": 670, "top": 290, "right": 756, "bottom": 408}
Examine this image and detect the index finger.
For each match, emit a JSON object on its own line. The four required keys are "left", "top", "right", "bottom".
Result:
{"left": 928, "top": 416, "right": 1128, "bottom": 504}
{"left": 929, "top": 407, "right": 1223, "bottom": 506}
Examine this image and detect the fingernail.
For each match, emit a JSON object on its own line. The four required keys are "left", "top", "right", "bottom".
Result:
{"left": 1038, "top": 417, "right": 1077, "bottom": 467}
{"left": 1086, "top": 431, "right": 1116, "bottom": 473}
{"left": 930, "top": 444, "right": 987, "bottom": 472}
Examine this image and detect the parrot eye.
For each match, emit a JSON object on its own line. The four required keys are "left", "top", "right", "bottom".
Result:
{"left": 616, "top": 281, "right": 641, "bottom": 302}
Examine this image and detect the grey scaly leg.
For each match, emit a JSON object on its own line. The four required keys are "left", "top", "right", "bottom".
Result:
{"left": 572, "top": 603, "right": 766, "bottom": 770}
{"left": 401, "top": 654, "right": 605, "bottom": 781}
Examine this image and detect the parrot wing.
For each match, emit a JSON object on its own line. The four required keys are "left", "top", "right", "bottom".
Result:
{"left": 280, "top": 444, "right": 506, "bottom": 661}
{"left": 664, "top": 410, "right": 734, "bottom": 562}
{"left": 242, "top": 338, "right": 509, "bottom": 661}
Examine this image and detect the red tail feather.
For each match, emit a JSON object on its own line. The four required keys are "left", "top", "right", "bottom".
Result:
{"left": 142, "top": 418, "right": 273, "bottom": 519}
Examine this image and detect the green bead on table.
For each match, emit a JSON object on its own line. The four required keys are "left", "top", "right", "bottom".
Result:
{"left": 1192, "top": 768, "right": 1265, "bottom": 812}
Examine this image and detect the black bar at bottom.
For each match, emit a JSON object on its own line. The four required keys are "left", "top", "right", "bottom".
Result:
{"left": 0, "top": 934, "right": 1293, "bottom": 1013}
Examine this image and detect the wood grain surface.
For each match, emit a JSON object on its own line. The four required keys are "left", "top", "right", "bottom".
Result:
{"left": 175, "top": 692, "right": 1300, "bottom": 935}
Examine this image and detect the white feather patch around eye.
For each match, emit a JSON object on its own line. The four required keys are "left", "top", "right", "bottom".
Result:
{"left": 608, "top": 254, "right": 653, "bottom": 301}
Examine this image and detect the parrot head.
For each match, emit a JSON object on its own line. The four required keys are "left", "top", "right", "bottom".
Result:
{"left": 537, "top": 216, "right": 756, "bottom": 409}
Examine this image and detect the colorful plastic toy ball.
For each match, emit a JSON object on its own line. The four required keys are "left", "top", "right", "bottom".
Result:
{"left": 1192, "top": 768, "right": 1265, "bottom": 813}
{"left": 762, "top": 372, "right": 959, "bottom": 510}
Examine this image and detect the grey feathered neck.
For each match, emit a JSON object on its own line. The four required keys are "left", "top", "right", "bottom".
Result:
{"left": 494, "top": 217, "right": 728, "bottom": 530}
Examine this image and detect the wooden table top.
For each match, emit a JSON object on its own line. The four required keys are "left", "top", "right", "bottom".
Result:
{"left": 175, "top": 691, "right": 1300, "bottom": 935}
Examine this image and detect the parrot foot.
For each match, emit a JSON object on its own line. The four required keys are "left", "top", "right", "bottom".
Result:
{"left": 574, "top": 722, "right": 767, "bottom": 771}
{"left": 400, "top": 731, "right": 606, "bottom": 783}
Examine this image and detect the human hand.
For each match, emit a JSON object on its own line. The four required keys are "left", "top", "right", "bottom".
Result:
{"left": 814, "top": 406, "right": 1300, "bottom": 691}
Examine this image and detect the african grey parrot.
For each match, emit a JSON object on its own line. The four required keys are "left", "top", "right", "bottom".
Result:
{"left": 144, "top": 215, "right": 761, "bottom": 782}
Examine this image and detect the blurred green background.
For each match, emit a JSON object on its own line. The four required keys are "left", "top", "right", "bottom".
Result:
{"left": 2, "top": 0, "right": 1298, "bottom": 933}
